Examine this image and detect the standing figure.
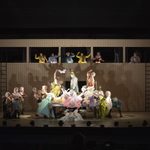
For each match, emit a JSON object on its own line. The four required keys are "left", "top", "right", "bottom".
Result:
{"left": 98, "top": 86, "right": 104, "bottom": 99}
{"left": 19, "top": 86, "right": 27, "bottom": 115}
{"left": 65, "top": 52, "right": 75, "bottom": 63}
{"left": 12, "top": 87, "right": 23, "bottom": 119}
{"left": 70, "top": 70, "right": 79, "bottom": 93}
{"left": 114, "top": 50, "right": 120, "bottom": 62}
{"left": 93, "top": 52, "right": 104, "bottom": 63}
{"left": 130, "top": 52, "right": 141, "bottom": 63}
{"left": 35, "top": 53, "right": 48, "bottom": 63}
{"left": 48, "top": 53, "right": 59, "bottom": 64}
{"left": 97, "top": 91, "right": 112, "bottom": 119}
{"left": 2, "top": 92, "right": 13, "bottom": 119}
{"left": 32, "top": 87, "right": 42, "bottom": 103}
{"left": 86, "top": 69, "right": 96, "bottom": 89}
{"left": 76, "top": 52, "right": 91, "bottom": 63}
{"left": 105, "top": 91, "right": 113, "bottom": 118}
{"left": 36, "top": 85, "right": 55, "bottom": 118}
{"left": 50, "top": 69, "right": 66, "bottom": 97}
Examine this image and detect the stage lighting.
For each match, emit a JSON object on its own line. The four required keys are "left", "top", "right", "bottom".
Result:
{"left": 58, "top": 120, "right": 64, "bottom": 127}
{"left": 86, "top": 121, "right": 92, "bottom": 127}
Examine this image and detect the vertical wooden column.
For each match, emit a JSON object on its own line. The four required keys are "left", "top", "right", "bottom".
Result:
{"left": 123, "top": 46, "right": 126, "bottom": 63}
{"left": 26, "top": 47, "right": 29, "bottom": 63}
{"left": 91, "top": 47, "right": 94, "bottom": 60}
{"left": 58, "top": 47, "right": 61, "bottom": 63}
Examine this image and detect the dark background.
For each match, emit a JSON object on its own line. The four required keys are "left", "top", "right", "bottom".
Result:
{"left": 0, "top": 0, "right": 150, "bottom": 38}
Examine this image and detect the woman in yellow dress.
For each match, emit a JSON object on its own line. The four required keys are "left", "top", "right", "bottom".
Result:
{"left": 35, "top": 53, "right": 48, "bottom": 63}
{"left": 76, "top": 52, "right": 91, "bottom": 63}
{"left": 50, "top": 69, "right": 66, "bottom": 97}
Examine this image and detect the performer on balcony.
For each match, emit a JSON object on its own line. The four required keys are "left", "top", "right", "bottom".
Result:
{"left": 65, "top": 52, "right": 75, "bottom": 63}
{"left": 48, "top": 53, "right": 59, "bottom": 64}
{"left": 76, "top": 52, "right": 91, "bottom": 63}
{"left": 93, "top": 52, "right": 104, "bottom": 63}
{"left": 129, "top": 51, "right": 141, "bottom": 63}
{"left": 35, "top": 53, "right": 48, "bottom": 63}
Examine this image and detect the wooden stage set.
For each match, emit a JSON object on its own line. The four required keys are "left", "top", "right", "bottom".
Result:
{"left": 0, "top": 111, "right": 150, "bottom": 127}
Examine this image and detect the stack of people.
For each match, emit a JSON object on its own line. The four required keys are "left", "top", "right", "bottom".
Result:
{"left": 31, "top": 69, "right": 123, "bottom": 121}
{"left": 2, "top": 69, "right": 123, "bottom": 121}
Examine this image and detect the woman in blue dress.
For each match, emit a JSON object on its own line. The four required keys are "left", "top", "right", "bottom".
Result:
{"left": 37, "top": 92, "right": 55, "bottom": 118}
{"left": 33, "top": 86, "right": 55, "bottom": 118}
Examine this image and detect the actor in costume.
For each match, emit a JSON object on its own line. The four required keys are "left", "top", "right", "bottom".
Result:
{"left": 105, "top": 91, "right": 113, "bottom": 118}
{"left": 98, "top": 96, "right": 108, "bottom": 118}
{"left": 70, "top": 70, "right": 79, "bottom": 93}
{"left": 93, "top": 52, "right": 104, "bottom": 63}
{"left": 48, "top": 53, "right": 59, "bottom": 64}
{"left": 35, "top": 53, "right": 48, "bottom": 63}
{"left": 12, "top": 87, "right": 23, "bottom": 119}
{"left": 76, "top": 52, "right": 91, "bottom": 63}
{"left": 59, "top": 109, "right": 83, "bottom": 121}
{"left": 62, "top": 89, "right": 82, "bottom": 109}
{"left": 110, "top": 97, "right": 123, "bottom": 117}
{"left": 65, "top": 52, "right": 75, "bottom": 63}
{"left": 2, "top": 92, "right": 13, "bottom": 119}
{"left": 34, "top": 85, "right": 55, "bottom": 118}
{"left": 86, "top": 69, "right": 96, "bottom": 89}
{"left": 98, "top": 86, "right": 104, "bottom": 99}
{"left": 19, "top": 86, "right": 27, "bottom": 115}
{"left": 96, "top": 90, "right": 112, "bottom": 119}
{"left": 129, "top": 52, "right": 141, "bottom": 63}
{"left": 50, "top": 69, "right": 66, "bottom": 97}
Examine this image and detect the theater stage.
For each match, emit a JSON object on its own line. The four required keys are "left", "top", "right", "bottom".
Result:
{"left": 0, "top": 112, "right": 150, "bottom": 127}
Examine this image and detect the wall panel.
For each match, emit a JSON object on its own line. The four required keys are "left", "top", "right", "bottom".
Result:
{"left": 6, "top": 63, "right": 145, "bottom": 112}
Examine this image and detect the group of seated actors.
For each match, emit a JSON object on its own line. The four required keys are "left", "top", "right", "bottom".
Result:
{"left": 2, "top": 69, "right": 122, "bottom": 121}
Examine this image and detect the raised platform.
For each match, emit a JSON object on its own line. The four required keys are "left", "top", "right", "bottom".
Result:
{"left": 1, "top": 112, "right": 150, "bottom": 127}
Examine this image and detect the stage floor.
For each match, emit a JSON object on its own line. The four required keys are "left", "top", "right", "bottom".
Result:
{"left": 0, "top": 112, "right": 150, "bottom": 127}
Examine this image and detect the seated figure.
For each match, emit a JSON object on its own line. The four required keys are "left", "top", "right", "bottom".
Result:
{"left": 130, "top": 52, "right": 141, "bottom": 63}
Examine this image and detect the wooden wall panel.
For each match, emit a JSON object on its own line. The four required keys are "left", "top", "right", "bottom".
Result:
{"left": 0, "top": 39, "right": 150, "bottom": 47}
{"left": 6, "top": 63, "right": 145, "bottom": 112}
